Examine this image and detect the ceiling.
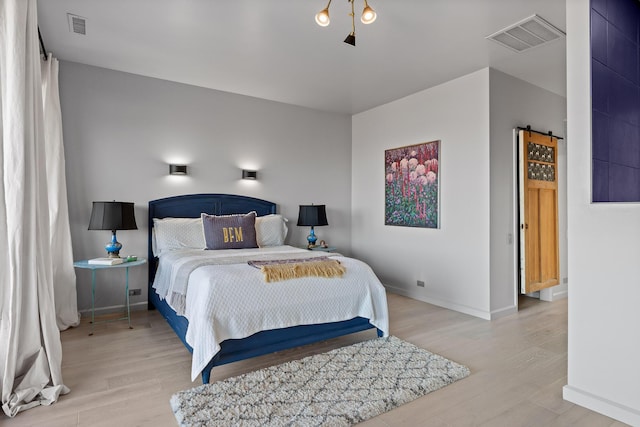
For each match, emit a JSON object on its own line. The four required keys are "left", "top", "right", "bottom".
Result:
{"left": 37, "top": 0, "right": 567, "bottom": 115}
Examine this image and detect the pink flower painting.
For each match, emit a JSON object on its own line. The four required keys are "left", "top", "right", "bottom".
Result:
{"left": 385, "top": 140, "right": 440, "bottom": 228}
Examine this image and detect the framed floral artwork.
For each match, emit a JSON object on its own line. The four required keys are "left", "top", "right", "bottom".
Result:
{"left": 385, "top": 140, "right": 440, "bottom": 228}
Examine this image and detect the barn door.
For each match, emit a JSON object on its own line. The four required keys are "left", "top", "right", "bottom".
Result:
{"left": 518, "top": 130, "right": 560, "bottom": 294}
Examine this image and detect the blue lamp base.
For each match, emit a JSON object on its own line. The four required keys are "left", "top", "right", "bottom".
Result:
{"left": 105, "top": 230, "right": 123, "bottom": 258}
{"left": 307, "top": 226, "right": 318, "bottom": 248}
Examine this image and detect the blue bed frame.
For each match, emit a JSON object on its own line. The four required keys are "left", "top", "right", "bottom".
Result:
{"left": 148, "top": 193, "right": 380, "bottom": 383}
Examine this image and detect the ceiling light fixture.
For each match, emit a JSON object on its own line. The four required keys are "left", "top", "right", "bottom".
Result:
{"left": 360, "top": 0, "right": 377, "bottom": 24}
{"left": 315, "top": 0, "right": 331, "bottom": 26}
{"left": 315, "top": 0, "right": 377, "bottom": 46}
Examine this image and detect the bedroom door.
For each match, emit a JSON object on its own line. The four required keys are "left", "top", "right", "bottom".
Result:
{"left": 518, "top": 130, "right": 560, "bottom": 294}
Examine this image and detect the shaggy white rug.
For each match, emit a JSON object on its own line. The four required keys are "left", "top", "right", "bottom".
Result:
{"left": 170, "top": 336, "right": 470, "bottom": 426}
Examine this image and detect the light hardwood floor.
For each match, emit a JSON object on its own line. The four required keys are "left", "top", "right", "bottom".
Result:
{"left": 2, "top": 293, "right": 628, "bottom": 427}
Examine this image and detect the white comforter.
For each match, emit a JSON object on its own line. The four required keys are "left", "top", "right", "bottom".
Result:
{"left": 152, "top": 246, "right": 389, "bottom": 381}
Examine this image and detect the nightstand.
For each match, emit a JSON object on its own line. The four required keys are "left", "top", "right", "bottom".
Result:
{"left": 73, "top": 258, "right": 147, "bottom": 335}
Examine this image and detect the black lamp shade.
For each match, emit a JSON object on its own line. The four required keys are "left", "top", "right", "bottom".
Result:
{"left": 88, "top": 201, "right": 138, "bottom": 231}
{"left": 344, "top": 33, "right": 356, "bottom": 46}
{"left": 297, "top": 205, "right": 329, "bottom": 227}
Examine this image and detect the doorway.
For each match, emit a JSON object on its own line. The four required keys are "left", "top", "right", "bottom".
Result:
{"left": 513, "top": 126, "right": 568, "bottom": 307}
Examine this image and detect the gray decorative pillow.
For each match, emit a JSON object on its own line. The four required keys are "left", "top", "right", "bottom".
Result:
{"left": 201, "top": 212, "right": 258, "bottom": 250}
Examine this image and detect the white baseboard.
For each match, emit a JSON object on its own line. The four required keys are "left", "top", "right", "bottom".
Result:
{"left": 384, "top": 284, "right": 492, "bottom": 320}
{"left": 552, "top": 289, "right": 568, "bottom": 300}
{"left": 490, "top": 305, "right": 518, "bottom": 319}
{"left": 540, "top": 287, "right": 568, "bottom": 302}
{"left": 563, "top": 385, "right": 640, "bottom": 426}
{"left": 79, "top": 301, "right": 148, "bottom": 317}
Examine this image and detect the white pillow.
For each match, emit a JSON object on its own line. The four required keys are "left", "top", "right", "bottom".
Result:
{"left": 152, "top": 217, "right": 205, "bottom": 256}
{"left": 255, "top": 214, "right": 288, "bottom": 247}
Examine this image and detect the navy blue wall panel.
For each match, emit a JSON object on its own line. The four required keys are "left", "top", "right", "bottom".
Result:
{"left": 591, "top": 0, "right": 640, "bottom": 202}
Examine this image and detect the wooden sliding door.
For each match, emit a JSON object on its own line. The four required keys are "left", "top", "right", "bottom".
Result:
{"left": 518, "top": 130, "right": 560, "bottom": 293}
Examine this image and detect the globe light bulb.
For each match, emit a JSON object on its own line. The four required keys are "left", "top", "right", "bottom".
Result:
{"left": 315, "top": 8, "right": 330, "bottom": 26}
{"left": 361, "top": 5, "right": 376, "bottom": 24}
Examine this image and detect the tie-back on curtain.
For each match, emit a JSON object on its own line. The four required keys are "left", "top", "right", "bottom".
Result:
{"left": 0, "top": 0, "right": 71, "bottom": 417}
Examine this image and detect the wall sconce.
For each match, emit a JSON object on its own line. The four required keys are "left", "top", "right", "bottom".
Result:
{"left": 169, "top": 164, "right": 188, "bottom": 175}
{"left": 242, "top": 170, "right": 258, "bottom": 180}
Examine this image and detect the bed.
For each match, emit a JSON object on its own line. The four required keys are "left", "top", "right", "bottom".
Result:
{"left": 148, "top": 193, "right": 388, "bottom": 383}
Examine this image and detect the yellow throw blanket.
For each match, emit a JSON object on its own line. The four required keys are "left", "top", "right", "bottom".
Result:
{"left": 259, "top": 259, "right": 346, "bottom": 283}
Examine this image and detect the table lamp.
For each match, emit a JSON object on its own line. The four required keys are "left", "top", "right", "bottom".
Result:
{"left": 297, "top": 204, "right": 328, "bottom": 248}
{"left": 88, "top": 201, "right": 138, "bottom": 258}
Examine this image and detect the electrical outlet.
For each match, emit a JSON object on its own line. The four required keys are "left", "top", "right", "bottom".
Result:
{"left": 417, "top": 280, "right": 425, "bottom": 288}
{"left": 128, "top": 288, "right": 141, "bottom": 296}
{"left": 562, "top": 277, "right": 568, "bottom": 284}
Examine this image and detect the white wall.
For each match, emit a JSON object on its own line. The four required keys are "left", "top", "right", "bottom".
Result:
{"left": 351, "top": 68, "right": 567, "bottom": 320}
{"left": 60, "top": 61, "right": 353, "bottom": 312}
{"left": 352, "top": 69, "right": 493, "bottom": 319}
{"left": 488, "top": 69, "right": 567, "bottom": 315}
{"left": 563, "top": 0, "right": 640, "bottom": 424}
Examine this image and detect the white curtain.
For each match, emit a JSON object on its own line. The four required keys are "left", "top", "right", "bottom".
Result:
{"left": 42, "top": 55, "right": 80, "bottom": 331}
{"left": 0, "top": 0, "right": 70, "bottom": 417}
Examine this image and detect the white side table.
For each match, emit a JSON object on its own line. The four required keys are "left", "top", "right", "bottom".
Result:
{"left": 73, "top": 258, "right": 147, "bottom": 335}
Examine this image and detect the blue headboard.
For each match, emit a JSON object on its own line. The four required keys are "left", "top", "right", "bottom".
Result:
{"left": 147, "top": 193, "right": 277, "bottom": 304}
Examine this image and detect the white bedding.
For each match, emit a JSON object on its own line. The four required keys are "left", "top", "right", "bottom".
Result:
{"left": 152, "top": 245, "right": 389, "bottom": 381}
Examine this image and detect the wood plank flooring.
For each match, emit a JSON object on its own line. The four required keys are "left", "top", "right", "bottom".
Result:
{"left": 2, "top": 293, "right": 628, "bottom": 426}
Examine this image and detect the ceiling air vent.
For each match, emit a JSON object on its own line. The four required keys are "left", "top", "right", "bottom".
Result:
{"left": 486, "top": 14, "right": 565, "bottom": 53}
{"left": 67, "top": 13, "right": 87, "bottom": 35}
